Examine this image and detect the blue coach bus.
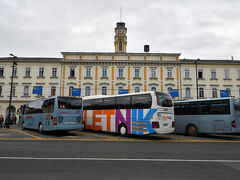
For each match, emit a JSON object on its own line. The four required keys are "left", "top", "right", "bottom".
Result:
{"left": 18, "top": 96, "right": 83, "bottom": 133}
{"left": 174, "top": 97, "right": 240, "bottom": 136}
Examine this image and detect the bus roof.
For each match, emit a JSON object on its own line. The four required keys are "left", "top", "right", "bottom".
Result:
{"left": 82, "top": 91, "right": 167, "bottom": 100}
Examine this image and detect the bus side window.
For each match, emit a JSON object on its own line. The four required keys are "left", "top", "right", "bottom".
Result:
{"left": 91, "top": 99, "right": 103, "bottom": 110}
{"left": 116, "top": 96, "right": 131, "bottom": 109}
{"left": 83, "top": 100, "right": 92, "bottom": 110}
{"left": 42, "top": 98, "right": 55, "bottom": 113}
{"left": 198, "top": 101, "right": 210, "bottom": 115}
{"left": 174, "top": 103, "right": 181, "bottom": 115}
{"left": 102, "top": 97, "right": 116, "bottom": 109}
{"left": 131, "top": 94, "right": 152, "bottom": 109}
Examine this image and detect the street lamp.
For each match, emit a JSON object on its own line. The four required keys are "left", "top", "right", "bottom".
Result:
{"left": 6, "top": 54, "right": 18, "bottom": 128}
{"left": 195, "top": 59, "right": 200, "bottom": 99}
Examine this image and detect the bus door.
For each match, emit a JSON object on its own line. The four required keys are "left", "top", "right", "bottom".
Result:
{"left": 42, "top": 98, "right": 56, "bottom": 129}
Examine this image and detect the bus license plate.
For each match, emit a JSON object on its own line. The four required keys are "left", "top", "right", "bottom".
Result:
{"left": 65, "top": 122, "right": 75, "bottom": 125}
{"left": 163, "top": 123, "right": 169, "bottom": 127}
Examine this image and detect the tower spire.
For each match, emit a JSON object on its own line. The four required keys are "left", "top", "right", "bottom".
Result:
{"left": 120, "top": 7, "right": 122, "bottom": 22}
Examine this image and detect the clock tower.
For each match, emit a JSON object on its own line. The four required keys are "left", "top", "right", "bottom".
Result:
{"left": 114, "top": 22, "right": 127, "bottom": 53}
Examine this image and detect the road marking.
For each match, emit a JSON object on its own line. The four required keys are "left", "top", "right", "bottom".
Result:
{"left": 0, "top": 156, "right": 240, "bottom": 163}
{"left": 78, "top": 131, "right": 117, "bottom": 139}
{"left": 9, "top": 129, "right": 42, "bottom": 139}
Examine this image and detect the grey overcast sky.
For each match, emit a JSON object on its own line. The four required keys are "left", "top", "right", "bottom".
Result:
{"left": 0, "top": 0, "right": 240, "bottom": 59}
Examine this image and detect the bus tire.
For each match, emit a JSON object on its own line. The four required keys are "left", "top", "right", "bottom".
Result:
{"left": 186, "top": 124, "right": 199, "bottom": 137}
{"left": 118, "top": 124, "right": 128, "bottom": 136}
{"left": 38, "top": 123, "right": 44, "bottom": 134}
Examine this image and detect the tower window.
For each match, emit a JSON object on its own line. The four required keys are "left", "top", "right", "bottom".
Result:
{"left": 119, "top": 40, "right": 123, "bottom": 52}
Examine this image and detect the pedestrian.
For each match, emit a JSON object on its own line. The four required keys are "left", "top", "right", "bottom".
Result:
{"left": 12, "top": 115, "right": 17, "bottom": 125}
{"left": 4, "top": 115, "right": 9, "bottom": 128}
{"left": 0, "top": 114, "right": 3, "bottom": 128}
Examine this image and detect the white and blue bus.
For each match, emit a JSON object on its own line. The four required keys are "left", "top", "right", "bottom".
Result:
{"left": 174, "top": 97, "right": 240, "bottom": 136}
{"left": 18, "top": 96, "right": 83, "bottom": 133}
{"left": 83, "top": 91, "right": 175, "bottom": 136}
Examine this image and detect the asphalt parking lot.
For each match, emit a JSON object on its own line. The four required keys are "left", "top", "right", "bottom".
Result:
{"left": 1, "top": 125, "right": 240, "bottom": 142}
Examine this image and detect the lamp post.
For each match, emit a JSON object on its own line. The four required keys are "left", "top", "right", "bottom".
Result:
{"left": 195, "top": 59, "right": 200, "bottom": 99}
{"left": 7, "top": 54, "right": 18, "bottom": 128}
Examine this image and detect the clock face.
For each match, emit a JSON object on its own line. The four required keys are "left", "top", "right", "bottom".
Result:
{"left": 118, "top": 29, "right": 123, "bottom": 34}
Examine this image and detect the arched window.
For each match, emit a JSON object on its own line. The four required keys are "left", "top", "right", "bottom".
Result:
{"left": 23, "top": 86, "right": 29, "bottom": 96}
{"left": 118, "top": 86, "right": 123, "bottom": 94}
{"left": 151, "top": 87, "right": 156, "bottom": 91}
{"left": 212, "top": 88, "right": 217, "bottom": 98}
{"left": 69, "top": 86, "right": 74, "bottom": 96}
{"left": 199, "top": 88, "right": 204, "bottom": 98}
{"left": 85, "top": 86, "right": 91, "bottom": 96}
{"left": 102, "top": 86, "right": 107, "bottom": 95}
{"left": 135, "top": 87, "right": 140, "bottom": 93}
{"left": 167, "top": 87, "right": 173, "bottom": 95}
{"left": 0, "top": 85, "right": 2, "bottom": 96}
{"left": 185, "top": 87, "right": 191, "bottom": 98}
{"left": 226, "top": 88, "right": 231, "bottom": 96}
{"left": 51, "top": 86, "right": 56, "bottom": 96}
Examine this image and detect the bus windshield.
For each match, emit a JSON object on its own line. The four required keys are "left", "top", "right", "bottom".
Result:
{"left": 156, "top": 92, "right": 173, "bottom": 107}
{"left": 58, "top": 97, "right": 82, "bottom": 109}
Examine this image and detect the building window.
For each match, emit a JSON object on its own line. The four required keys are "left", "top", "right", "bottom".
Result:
{"left": 211, "top": 69, "right": 216, "bottom": 79}
{"left": 184, "top": 69, "right": 190, "bottom": 78}
{"left": 167, "top": 68, "right": 172, "bottom": 78}
{"left": 151, "top": 87, "right": 156, "bottom": 91}
{"left": 238, "top": 69, "right": 240, "bottom": 79}
{"left": 23, "top": 86, "right": 29, "bottom": 96}
{"left": 69, "top": 86, "right": 74, "bottom": 96}
{"left": 13, "top": 67, "right": 17, "bottom": 77}
{"left": 135, "top": 68, "right": 140, "bottom": 78}
{"left": 198, "top": 69, "right": 203, "bottom": 79}
{"left": 70, "top": 67, "right": 75, "bottom": 77}
{"left": 51, "top": 86, "right": 56, "bottom": 96}
{"left": 212, "top": 88, "right": 217, "bottom": 98}
{"left": 86, "top": 67, "right": 91, "bottom": 77}
{"left": 102, "top": 86, "right": 107, "bottom": 95}
{"left": 119, "top": 40, "right": 123, "bottom": 52}
{"left": 39, "top": 86, "right": 43, "bottom": 96}
{"left": 224, "top": 69, "right": 230, "bottom": 79}
{"left": 199, "top": 88, "right": 204, "bottom": 98}
{"left": 39, "top": 67, "right": 44, "bottom": 77}
{"left": 167, "top": 87, "right": 173, "bottom": 95}
{"left": 102, "top": 67, "right": 107, "bottom": 78}
{"left": 118, "top": 68, "right": 123, "bottom": 78}
{"left": 12, "top": 86, "right": 16, "bottom": 96}
{"left": 85, "top": 86, "right": 91, "bottom": 96}
{"left": 25, "top": 68, "right": 31, "bottom": 77}
{"left": 52, "top": 68, "right": 57, "bottom": 77}
{"left": 118, "top": 86, "right": 123, "bottom": 94}
{"left": 0, "top": 85, "right": 2, "bottom": 96}
{"left": 135, "top": 87, "right": 140, "bottom": 93}
{"left": 226, "top": 88, "right": 231, "bottom": 96}
{"left": 0, "top": 67, "right": 4, "bottom": 77}
{"left": 185, "top": 87, "right": 191, "bottom": 98}
{"left": 150, "top": 68, "right": 156, "bottom": 78}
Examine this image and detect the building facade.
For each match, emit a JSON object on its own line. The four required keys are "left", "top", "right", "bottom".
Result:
{"left": 0, "top": 22, "right": 240, "bottom": 118}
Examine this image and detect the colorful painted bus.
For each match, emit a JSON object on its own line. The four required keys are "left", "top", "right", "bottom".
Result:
{"left": 174, "top": 97, "right": 240, "bottom": 136}
{"left": 82, "top": 91, "right": 175, "bottom": 136}
{"left": 18, "top": 96, "right": 83, "bottom": 133}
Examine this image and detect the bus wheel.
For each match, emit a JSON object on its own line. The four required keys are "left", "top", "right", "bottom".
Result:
{"left": 186, "top": 124, "right": 198, "bottom": 137}
{"left": 118, "top": 124, "right": 128, "bottom": 136}
{"left": 38, "top": 123, "right": 44, "bottom": 134}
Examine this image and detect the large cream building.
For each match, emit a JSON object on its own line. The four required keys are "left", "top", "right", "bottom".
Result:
{"left": 0, "top": 21, "right": 240, "bottom": 117}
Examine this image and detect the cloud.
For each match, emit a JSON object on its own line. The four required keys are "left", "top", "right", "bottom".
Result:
{"left": 0, "top": 0, "right": 239, "bottom": 59}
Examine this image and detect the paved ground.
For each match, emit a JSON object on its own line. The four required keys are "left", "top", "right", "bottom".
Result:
{"left": 1, "top": 126, "right": 240, "bottom": 180}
